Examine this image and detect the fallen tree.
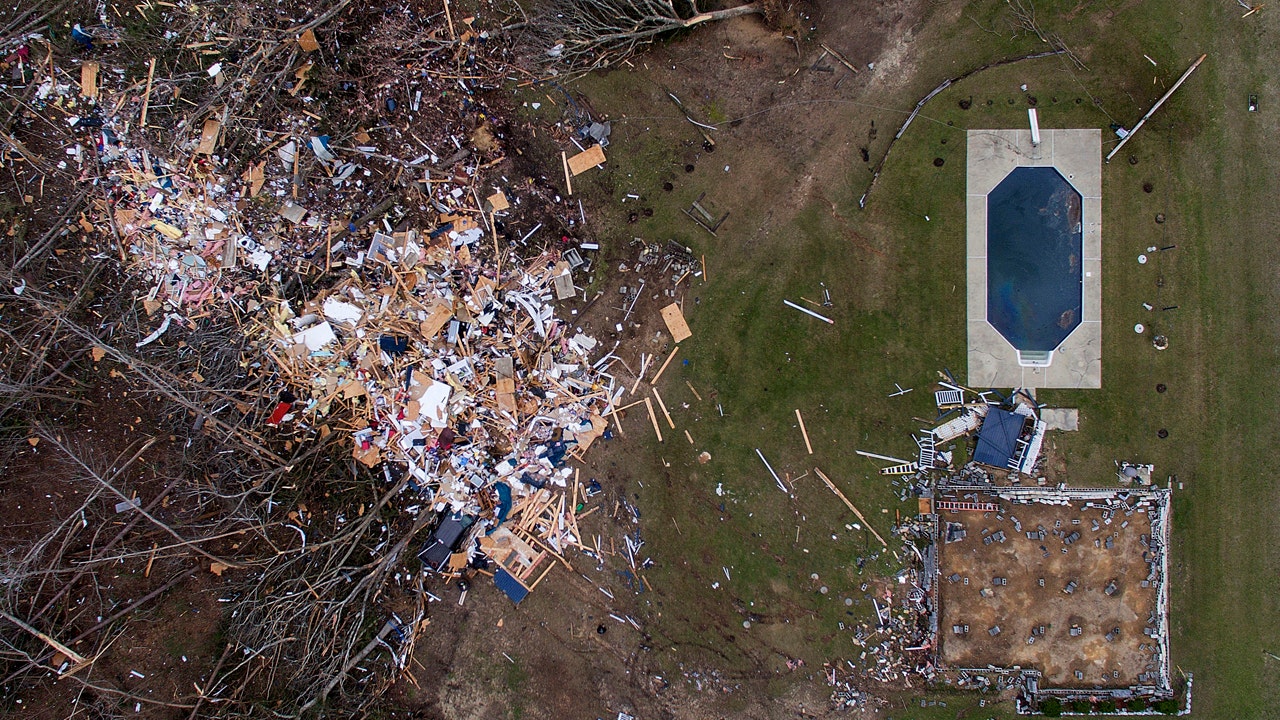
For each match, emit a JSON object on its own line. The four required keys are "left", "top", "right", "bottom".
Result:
{"left": 518, "top": 0, "right": 762, "bottom": 74}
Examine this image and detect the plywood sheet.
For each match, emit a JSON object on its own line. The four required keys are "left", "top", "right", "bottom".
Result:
{"left": 485, "top": 191, "right": 509, "bottom": 212}
{"left": 419, "top": 301, "right": 453, "bottom": 339}
{"left": 566, "top": 144, "right": 606, "bottom": 176}
{"left": 660, "top": 303, "right": 692, "bottom": 343}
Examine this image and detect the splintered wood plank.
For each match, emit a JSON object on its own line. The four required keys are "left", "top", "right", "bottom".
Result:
{"left": 795, "top": 408, "right": 813, "bottom": 454}
{"left": 243, "top": 161, "right": 266, "bottom": 197}
{"left": 660, "top": 303, "right": 692, "bottom": 343}
{"left": 195, "top": 119, "right": 221, "bottom": 155}
{"left": 495, "top": 377, "right": 517, "bottom": 413}
{"left": 80, "top": 61, "right": 99, "bottom": 99}
{"left": 485, "top": 191, "right": 510, "bottom": 212}
{"left": 419, "top": 302, "right": 453, "bottom": 339}
{"left": 574, "top": 413, "right": 608, "bottom": 452}
{"left": 652, "top": 388, "right": 674, "bottom": 429}
{"left": 651, "top": 345, "right": 680, "bottom": 385}
{"left": 813, "top": 467, "right": 887, "bottom": 547}
{"left": 566, "top": 144, "right": 606, "bottom": 176}
{"left": 297, "top": 29, "right": 320, "bottom": 53}
{"left": 644, "top": 397, "right": 663, "bottom": 443}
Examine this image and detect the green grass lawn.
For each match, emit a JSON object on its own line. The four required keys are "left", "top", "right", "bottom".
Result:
{"left": 564, "top": 1, "right": 1278, "bottom": 716}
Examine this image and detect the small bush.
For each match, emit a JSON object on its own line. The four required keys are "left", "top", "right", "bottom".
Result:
{"left": 1040, "top": 698, "right": 1063, "bottom": 717}
{"left": 1127, "top": 698, "right": 1147, "bottom": 712}
{"left": 1153, "top": 698, "right": 1179, "bottom": 714}
{"left": 1071, "top": 699, "right": 1093, "bottom": 714}
{"left": 1097, "top": 699, "right": 1117, "bottom": 713}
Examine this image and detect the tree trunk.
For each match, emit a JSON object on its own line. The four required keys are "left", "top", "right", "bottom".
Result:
{"left": 683, "top": 4, "right": 762, "bottom": 29}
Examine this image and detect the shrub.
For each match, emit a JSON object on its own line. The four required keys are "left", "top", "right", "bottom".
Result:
{"left": 1097, "top": 699, "right": 1117, "bottom": 713}
{"left": 1071, "top": 699, "right": 1093, "bottom": 714}
{"left": 1127, "top": 698, "right": 1147, "bottom": 712}
{"left": 1040, "top": 698, "right": 1063, "bottom": 717}
{"left": 1153, "top": 698, "right": 1179, "bottom": 714}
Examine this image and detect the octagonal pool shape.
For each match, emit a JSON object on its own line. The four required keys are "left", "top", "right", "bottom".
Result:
{"left": 986, "top": 167, "right": 1083, "bottom": 364}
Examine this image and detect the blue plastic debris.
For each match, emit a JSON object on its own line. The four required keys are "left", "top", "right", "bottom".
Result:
{"left": 379, "top": 335, "right": 409, "bottom": 355}
{"left": 71, "top": 24, "right": 94, "bottom": 49}
{"left": 494, "top": 567, "right": 529, "bottom": 604}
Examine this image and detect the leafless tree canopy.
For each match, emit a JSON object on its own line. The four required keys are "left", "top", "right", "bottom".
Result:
{"left": 518, "top": 0, "right": 761, "bottom": 75}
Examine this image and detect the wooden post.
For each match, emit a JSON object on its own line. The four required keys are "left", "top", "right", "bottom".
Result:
{"left": 139, "top": 58, "right": 156, "bottom": 127}
{"left": 795, "top": 409, "right": 813, "bottom": 454}
{"left": 1106, "top": 54, "right": 1207, "bottom": 163}
{"left": 561, "top": 151, "right": 573, "bottom": 195}
{"left": 650, "top": 345, "right": 680, "bottom": 385}
{"left": 652, "top": 388, "right": 675, "bottom": 429}
{"left": 813, "top": 467, "right": 888, "bottom": 548}
{"left": 644, "top": 397, "right": 663, "bottom": 442}
{"left": 528, "top": 561, "right": 556, "bottom": 591}
{"left": 856, "top": 449, "right": 913, "bottom": 465}
{"left": 442, "top": 0, "right": 456, "bottom": 40}
{"left": 820, "top": 43, "right": 859, "bottom": 74}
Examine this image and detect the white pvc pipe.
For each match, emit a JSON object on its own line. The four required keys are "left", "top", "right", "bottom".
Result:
{"left": 783, "top": 299, "right": 834, "bottom": 324}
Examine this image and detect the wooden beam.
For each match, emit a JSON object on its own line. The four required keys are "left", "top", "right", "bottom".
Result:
{"left": 650, "top": 345, "right": 680, "bottom": 385}
{"left": 139, "top": 58, "right": 156, "bottom": 127}
{"left": 528, "top": 561, "right": 556, "bottom": 591}
{"left": 1106, "top": 53, "right": 1207, "bottom": 162}
{"left": 652, "top": 388, "right": 675, "bottom": 429}
{"left": 644, "top": 397, "right": 663, "bottom": 442}
{"left": 517, "top": 528, "right": 574, "bottom": 572}
{"left": 561, "top": 150, "right": 573, "bottom": 195}
{"left": 820, "top": 43, "right": 859, "bottom": 74}
{"left": 813, "top": 467, "right": 887, "bottom": 547}
{"left": 795, "top": 408, "right": 813, "bottom": 454}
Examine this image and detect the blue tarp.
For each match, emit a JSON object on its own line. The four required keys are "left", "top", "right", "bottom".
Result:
{"left": 494, "top": 567, "right": 529, "bottom": 604}
{"left": 973, "top": 408, "right": 1025, "bottom": 468}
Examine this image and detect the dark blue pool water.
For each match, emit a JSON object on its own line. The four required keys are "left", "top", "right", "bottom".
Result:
{"left": 987, "top": 167, "right": 1083, "bottom": 352}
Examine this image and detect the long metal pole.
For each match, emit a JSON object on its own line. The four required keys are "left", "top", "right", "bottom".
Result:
{"left": 783, "top": 299, "right": 834, "bottom": 324}
{"left": 1106, "top": 53, "right": 1207, "bottom": 163}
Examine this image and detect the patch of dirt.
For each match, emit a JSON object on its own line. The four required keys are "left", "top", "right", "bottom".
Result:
{"left": 937, "top": 499, "right": 1159, "bottom": 687}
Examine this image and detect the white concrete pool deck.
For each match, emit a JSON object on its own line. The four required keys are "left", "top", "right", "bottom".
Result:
{"left": 967, "top": 128, "right": 1101, "bottom": 389}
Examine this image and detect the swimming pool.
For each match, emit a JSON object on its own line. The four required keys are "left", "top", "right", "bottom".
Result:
{"left": 986, "top": 167, "right": 1083, "bottom": 356}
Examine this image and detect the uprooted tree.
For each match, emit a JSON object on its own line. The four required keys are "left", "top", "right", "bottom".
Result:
{"left": 518, "top": 0, "right": 766, "bottom": 74}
